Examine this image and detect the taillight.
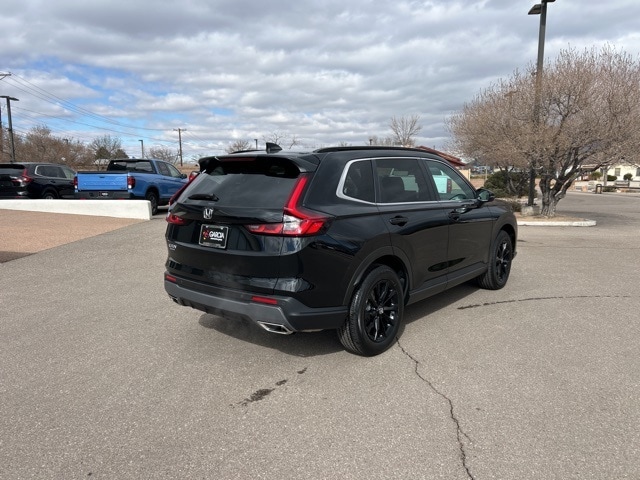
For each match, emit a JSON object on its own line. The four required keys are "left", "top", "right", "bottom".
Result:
{"left": 245, "top": 175, "right": 329, "bottom": 236}
{"left": 17, "top": 169, "right": 32, "bottom": 186}
{"left": 127, "top": 176, "right": 136, "bottom": 189}
{"left": 73, "top": 176, "right": 78, "bottom": 189}
{"left": 166, "top": 212, "right": 191, "bottom": 225}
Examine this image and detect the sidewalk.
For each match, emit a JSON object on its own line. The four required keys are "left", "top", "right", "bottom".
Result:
{"left": 0, "top": 210, "right": 145, "bottom": 262}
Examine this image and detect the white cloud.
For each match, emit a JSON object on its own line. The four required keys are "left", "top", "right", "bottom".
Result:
{"left": 1, "top": 0, "right": 639, "bottom": 157}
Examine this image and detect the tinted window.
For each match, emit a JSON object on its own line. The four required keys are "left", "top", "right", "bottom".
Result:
{"left": 341, "top": 160, "right": 375, "bottom": 203}
{"left": 425, "top": 160, "right": 475, "bottom": 200}
{"left": 157, "top": 162, "right": 170, "bottom": 176}
{"left": 35, "top": 165, "right": 64, "bottom": 178}
{"left": 184, "top": 157, "right": 299, "bottom": 208}
{"left": 375, "top": 158, "right": 431, "bottom": 203}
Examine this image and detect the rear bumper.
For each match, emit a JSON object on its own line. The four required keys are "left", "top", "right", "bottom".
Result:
{"left": 164, "top": 273, "right": 348, "bottom": 332}
{"left": 75, "top": 191, "right": 133, "bottom": 200}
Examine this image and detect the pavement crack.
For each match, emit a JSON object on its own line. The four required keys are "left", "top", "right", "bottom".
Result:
{"left": 396, "top": 340, "right": 475, "bottom": 480}
{"left": 458, "top": 294, "right": 630, "bottom": 310}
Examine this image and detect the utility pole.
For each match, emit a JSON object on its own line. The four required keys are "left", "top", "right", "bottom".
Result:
{"left": 174, "top": 128, "right": 186, "bottom": 166}
{"left": 0, "top": 95, "right": 19, "bottom": 163}
{"left": 139, "top": 139, "right": 144, "bottom": 158}
{"left": 0, "top": 73, "right": 13, "bottom": 161}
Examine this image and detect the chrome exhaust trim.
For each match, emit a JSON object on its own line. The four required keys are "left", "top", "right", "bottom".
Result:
{"left": 257, "top": 321, "right": 294, "bottom": 335}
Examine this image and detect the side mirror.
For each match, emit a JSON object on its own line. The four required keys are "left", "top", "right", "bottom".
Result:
{"left": 476, "top": 188, "right": 495, "bottom": 203}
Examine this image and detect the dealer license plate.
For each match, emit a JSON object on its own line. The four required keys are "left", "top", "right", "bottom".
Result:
{"left": 199, "top": 224, "right": 229, "bottom": 249}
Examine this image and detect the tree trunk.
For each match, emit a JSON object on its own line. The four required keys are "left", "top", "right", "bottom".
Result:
{"left": 539, "top": 176, "right": 558, "bottom": 217}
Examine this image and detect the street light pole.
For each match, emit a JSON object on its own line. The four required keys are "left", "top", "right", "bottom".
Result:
{"left": 527, "top": 0, "right": 554, "bottom": 207}
{"left": 0, "top": 96, "right": 19, "bottom": 163}
{"left": 139, "top": 139, "right": 144, "bottom": 158}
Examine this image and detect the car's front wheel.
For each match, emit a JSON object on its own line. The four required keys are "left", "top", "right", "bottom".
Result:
{"left": 476, "top": 230, "right": 513, "bottom": 290}
{"left": 338, "top": 265, "right": 404, "bottom": 356}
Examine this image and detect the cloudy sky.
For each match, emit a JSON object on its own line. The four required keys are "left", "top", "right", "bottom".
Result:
{"left": 1, "top": 0, "right": 639, "bottom": 160}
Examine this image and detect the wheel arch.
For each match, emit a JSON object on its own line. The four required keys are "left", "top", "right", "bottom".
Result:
{"left": 342, "top": 249, "right": 411, "bottom": 306}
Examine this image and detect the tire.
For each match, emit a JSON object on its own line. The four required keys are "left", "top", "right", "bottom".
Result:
{"left": 145, "top": 190, "right": 159, "bottom": 215}
{"left": 338, "top": 265, "right": 404, "bottom": 356}
{"left": 476, "top": 230, "right": 513, "bottom": 290}
{"left": 42, "top": 190, "right": 58, "bottom": 200}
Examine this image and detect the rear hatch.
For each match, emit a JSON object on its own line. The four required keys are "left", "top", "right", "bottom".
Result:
{"left": 0, "top": 164, "right": 28, "bottom": 198}
{"left": 165, "top": 154, "right": 326, "bottom": 295}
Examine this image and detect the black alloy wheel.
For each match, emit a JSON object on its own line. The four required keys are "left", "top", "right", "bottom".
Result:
{"left": 42, "top": 190, "right": 58, "bottom": 200}
{"left": 477, "top": 230, "right": 513, "bottom": 290}
{"left": 338, "top": 265, "right": 404, "bottom": 356}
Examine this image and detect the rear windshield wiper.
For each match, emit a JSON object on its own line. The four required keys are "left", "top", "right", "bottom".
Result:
{"left": 188, "top": 193, "right": 219, "bottom": 201}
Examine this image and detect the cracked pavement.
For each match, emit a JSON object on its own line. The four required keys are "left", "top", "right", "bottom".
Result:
{"left": 1, "top": 192, "right": 639, "bottom": 479}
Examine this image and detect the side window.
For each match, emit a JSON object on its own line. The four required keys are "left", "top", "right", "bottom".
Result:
{"left": 135, "top": 161, "right": 153, "bottom": 172}
{"left": 375, "top": 158, "right": 430, "bottom": 203}
{"left": 341, "top": 160, "right": 375, "bottom": 203}
{"left": 425, "top": 160, "right": 475, "bottom": 201}
{"left": 166, "top": 163, "right": 183, "bottom": 178}
{"left": 35, "top": 165, "right": 56, "bottom": 177}
{"left": 156, "top": 162, "right": 170, "bottom": 176}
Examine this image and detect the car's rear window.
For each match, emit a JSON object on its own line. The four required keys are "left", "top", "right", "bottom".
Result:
{"left": 184, "top": 157, "right": 301, "bottom": 208}
{"left": 0, "top": 164, "right": 26, "bottom": 175}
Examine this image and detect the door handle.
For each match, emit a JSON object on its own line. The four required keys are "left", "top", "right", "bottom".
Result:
{"left": 389, "top": 216, "right": 408, "bottom": 226}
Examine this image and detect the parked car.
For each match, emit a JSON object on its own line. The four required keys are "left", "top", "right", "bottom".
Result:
{"left": 164, "top": 144, "right": 517, "bottom": 356}
{"left": 0, "top": 162, "right": 76, "bottom": 199}
{"left": 74, "top": 158, "right": 188, "bottom": 215}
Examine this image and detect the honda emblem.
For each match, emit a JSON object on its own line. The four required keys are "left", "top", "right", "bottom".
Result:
{"left": 203, "top": 208, "right": 214, "bottom": 220}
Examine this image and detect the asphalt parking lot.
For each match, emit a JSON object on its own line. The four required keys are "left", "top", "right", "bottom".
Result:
{"left": 1, "top": 192, "right": 639, "bottom": 479}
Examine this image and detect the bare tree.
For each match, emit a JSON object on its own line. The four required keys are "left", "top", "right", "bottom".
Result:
{"left": 226, "top": 139, "right": 253, "bottom": 153}
{"left": 448, "top": 46, "right": 640, "bottom": 216}
{"left": 90, "top": 135, "right": 125, "bottom": 160}
{"left": 12, "top": 125, "right": 92, "bottom": 167}
{"left": 368, "top": 135, "right": 395, "bottom": 146}
{"left": 262, "top": 131, "right": 300, "bottom": 149}
{"left": 148, "top": 146, "right": 178, "bottom": 163}
{"left": 390, "top": 115, "right": 422, "bottom": 147}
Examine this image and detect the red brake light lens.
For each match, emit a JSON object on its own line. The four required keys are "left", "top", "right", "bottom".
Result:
{"left": 127, "top": 176, "right": 136, "bottom": 189}
{"left": 245, "top": 174, "right": 329, "bottom": 237}
{"left": 166, "top": 212, "right": 191, "bottom": 225}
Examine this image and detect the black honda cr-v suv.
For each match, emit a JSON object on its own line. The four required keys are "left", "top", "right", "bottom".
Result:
{"left": 164, "top": 144, "right": 517, "bottom": 356}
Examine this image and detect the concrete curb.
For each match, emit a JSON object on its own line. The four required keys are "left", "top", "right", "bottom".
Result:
{"left": 0, "top": 199, "right": 152, "bottom": 220}
{"left": 517, "top": 219, "right": 597, "bottom": 227}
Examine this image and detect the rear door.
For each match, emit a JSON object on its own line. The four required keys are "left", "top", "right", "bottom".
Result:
{"left": 374, "top": 157, "right": 450, "bottom": 296}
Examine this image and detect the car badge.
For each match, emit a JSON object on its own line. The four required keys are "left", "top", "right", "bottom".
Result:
{"left": 203, "top": 208, "right": 214, "bottom": 220}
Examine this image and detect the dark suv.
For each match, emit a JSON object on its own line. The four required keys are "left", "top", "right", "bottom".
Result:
{"left": 164, "top": 145, "right": 517, "bottom": 356}
{"left": 0, "top": 162, "right": 76, "bottom": 199}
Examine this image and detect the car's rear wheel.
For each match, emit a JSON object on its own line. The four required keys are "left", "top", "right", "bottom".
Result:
{"left": 145, "top": 190, "right": 159, "bottom": 215}
{"left": 338, "top": 265, "right": 403, "bottom": 356}
{"left": 42, "top": 189, "right": 58, "bottom": 199}
{"left": 476, "top": 230, "right": 513, "bottom": 290}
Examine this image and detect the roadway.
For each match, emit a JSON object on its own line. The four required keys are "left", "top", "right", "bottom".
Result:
{"left": 1, "top": 192, "right": 639, "bottom": 479}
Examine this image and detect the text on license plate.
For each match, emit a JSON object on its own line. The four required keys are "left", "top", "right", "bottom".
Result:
{"left": 199, "top": 224, "right": 229, "bottom": 249}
